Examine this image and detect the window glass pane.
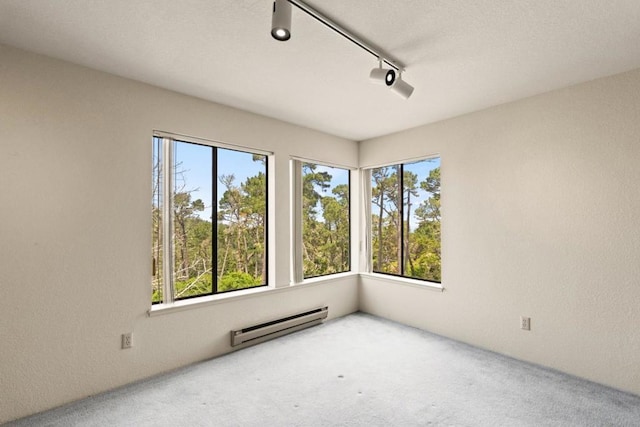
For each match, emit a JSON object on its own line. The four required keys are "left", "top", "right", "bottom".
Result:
{"left": 371, "top": 158, "right": 441, "bottom": 283}
{"left": 152, "top": 137, "right": 163, "bottom": 303}
{"left": 302, "top": 163, "right": 350, "bottom": 278}
{"left": 173, "top": 141, "right": 214, "bottom": 300}
{"left": 152, "top": 137, "right": 269, "bottom": 304}
{"left": 403, "top": 159, "right": 441, "bottom": 281}
{"left": 217, "top": 149, "right": 267, "bottom": 291}
{"left": 371, "top": 165, "right": 401, "bottom": 275}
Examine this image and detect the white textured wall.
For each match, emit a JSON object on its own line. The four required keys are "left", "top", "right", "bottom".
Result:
{"left": 359, "top": 68, "right": 640, "bottom": 396}
{"left": 0, "top": 45, "right": 359, "bottom": 423}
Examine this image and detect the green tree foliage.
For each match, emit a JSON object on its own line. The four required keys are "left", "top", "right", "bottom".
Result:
{"left": 174, "top": 192, "right": 206, "bottom": 280}
{"left": 372, "top": 163, "right": 441, "bottom": 282}
{"left": 152, "top": 149, "right": 267, "bottom": 303}
{"left": 371, "top": 166, "right": 400, "bottom": 274}
{"left": 302, "top": 164, "right": 350, "bottom": 278}
{"left": 217, "top": 171, "right": 267, "bottom": 285}
{"left": 219, "top": 272, "right": 262, "bottom": 291}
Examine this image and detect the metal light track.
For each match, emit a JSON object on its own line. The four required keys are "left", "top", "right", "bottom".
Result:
{"left": 288, "top": 0, "right": 405, "bottom": 72}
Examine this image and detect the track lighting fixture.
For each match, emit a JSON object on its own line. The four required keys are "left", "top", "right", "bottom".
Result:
{"left": 390, "top": 72, "right": 415, "bottom": 99}
{"left": 370, "top": 60, "right": 396, "bottom": 86}
{"left": 271, "top": 0, "right": 292, "bottom": 41}
{"left": 270, "top": 0, "right": 415, "bottom": 98}
{"left": 370, "top": 59, "right": 414, "bottom": 99}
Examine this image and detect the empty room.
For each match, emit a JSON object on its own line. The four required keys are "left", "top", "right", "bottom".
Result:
{"left": 1, "top": 1, "right": 640, "bottom": 425}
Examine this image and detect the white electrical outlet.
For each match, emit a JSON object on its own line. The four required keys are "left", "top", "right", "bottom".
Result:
{"left": 520, "top": 316, "right": 531, "bottom": 331}
{"left": 121, "top": 332, "right": 133, "bottom": 349}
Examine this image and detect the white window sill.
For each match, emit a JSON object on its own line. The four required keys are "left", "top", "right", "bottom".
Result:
{"left": 359, "top": 272, "right": 444, "bottom": 292}
{"left": 149, "top": 286, "right": 272, "bottom": 317}
{"left": 148, "top": 272, "right": 359, "bottom": 317}
{"left": 293, "top": 271, "right": 358, "bottom": 286}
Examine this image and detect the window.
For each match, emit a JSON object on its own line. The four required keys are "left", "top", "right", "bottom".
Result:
{"left": 300, "top": 162, "right": 350, "bottom": 278}
{"left": 370, "top": 157, "right": 441, "bottom": 282}
{"left": 152, "top": 136, "right": 268, "bottom": 304}
{"left": 292, "top": 160, "right": 351, "bottom": 281}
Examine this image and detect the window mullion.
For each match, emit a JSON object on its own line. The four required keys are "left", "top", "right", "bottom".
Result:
{"left": 399, "top": 164, "right": 405, "bottom": 277}
{"left": 212, "top": 147, "right": 218, "bottom": 294}
{"left": 292, "top": 160, "right": 304, "bottom": 283}
{"left": 360, "top": 168, "right": 372, "bottom": 273}
{"left": 162, "top": 137, "right": 175, "bottom": 304}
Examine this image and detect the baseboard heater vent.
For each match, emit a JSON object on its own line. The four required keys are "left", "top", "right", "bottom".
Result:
{"left": 231, "top": 306, "right": 328, "bottom": 348}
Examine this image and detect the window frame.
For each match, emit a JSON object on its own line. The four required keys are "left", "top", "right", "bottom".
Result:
{"left": 365, "top": 155, "right": 441, "bottom": 284}
{"left": 291, "top": 158, "right": 354, "bottom": 283}
{"left": 152, "top": 131, "right": 272, "bottom": 306}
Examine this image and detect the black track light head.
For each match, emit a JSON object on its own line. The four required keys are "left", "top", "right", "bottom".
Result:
{"left": 271, "top": 0, "right": 292, "bottom": 41}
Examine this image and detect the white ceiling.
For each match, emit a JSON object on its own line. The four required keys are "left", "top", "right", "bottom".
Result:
{"left": 1, "top": 0, "right": 640, "bottom": 141}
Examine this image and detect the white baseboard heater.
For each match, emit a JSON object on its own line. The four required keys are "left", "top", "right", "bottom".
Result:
{"left": 231, "top": 306, "right": 328, "bottom": 348}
